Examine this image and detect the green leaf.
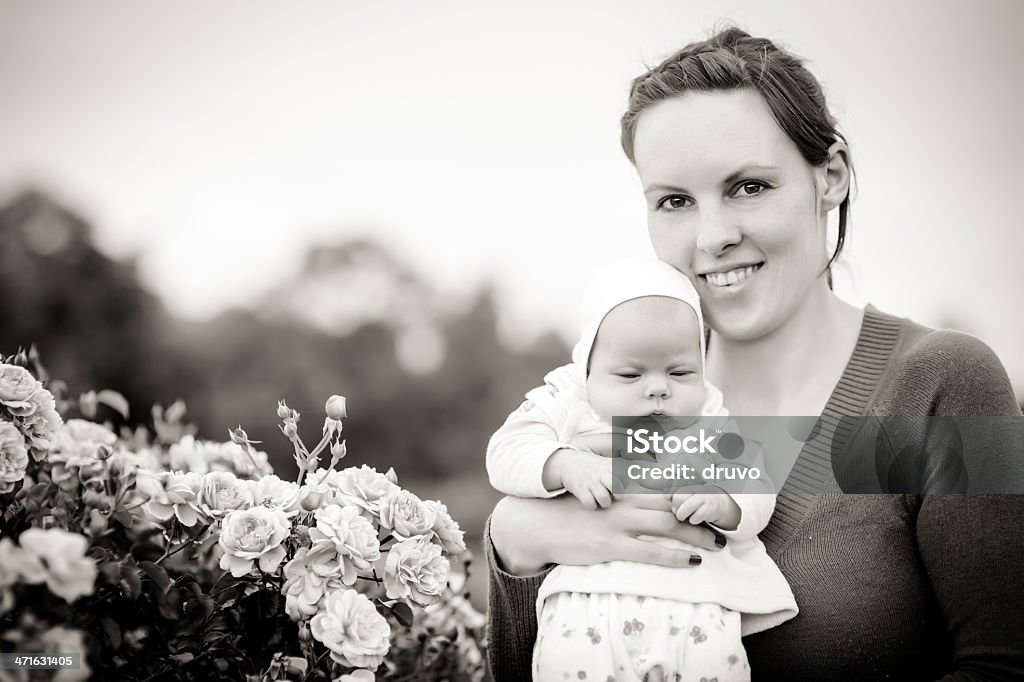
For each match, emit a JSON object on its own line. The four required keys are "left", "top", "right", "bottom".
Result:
{"left": 100, "top": 617, "right": 121, "bottom": 650}
{"left": 391, "top": 601, "right": 414, "bottom": 628}
{"left": 130, "top": 541, "right": 165, "bottom": 563}
{"left": 99, "top": 562, "right": 122, "bottom": 585}
{"left": 213, "top": 584, "right": 241, "bottom": 605}
{"left": 119, "top": 565, "right": 142, "bottom": 600}
{"left": 174, "top": 573, "right": 196, "bottom": 587}
{"left": 171, "top": 653, "right": 194, "bottom": 664}
{"left": 157, "top": 595, "right": 179, "bottom": 620}
{"left": 139, "top": 561, "right": 171, "bottom": 594}
{"left": 196, "top": 531, "right": 220, "bottom": 555}
{"left": 96, "top": 390, "right": 130, "bottom": 419}
{"left": 198, "top": 595, "right": 215, "bottom": 619}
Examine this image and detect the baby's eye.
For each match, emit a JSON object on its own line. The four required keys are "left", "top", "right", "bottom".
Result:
{"left": 655, "top": 195, "right": 693, "bottom": 211}
{"left": 670, "top": 371, "right": 694, "bottom": 377}
{"left": 616, "top": 373, "right": 640, "bottom": 379}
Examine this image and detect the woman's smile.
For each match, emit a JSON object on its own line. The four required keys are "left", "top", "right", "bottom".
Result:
{"left": 699, "top": 262, "right": 764, "bottom": 289}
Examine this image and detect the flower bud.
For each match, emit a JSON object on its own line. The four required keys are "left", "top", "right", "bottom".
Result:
{"left": 79, "top": 391, "right": 98, "bottom": 419}
{"left": 83, "top": 477, "right": 105, "bottom": 492}
{"left": 228, "top": 426, "right": 248, "bottom": 446}
{"left": 325, "top": 395, "right": 347, "bottom": 420}
{"left": 83, "top": 489, "right": 112, "bottom": 512}
{"left": 330, "top": 440, "right": 347, "bottom": 461}
{"left": 276, "top": 400, "right": 290, "bottom": 420}
{"left": 298, "top": 622, "right": 313, "bottom": 643}
{"left": 300, "top": 491, "right": 323, "bottom": 511}
{"left": 88, "top": 509, "right": 108, "bottom": 535}
{"left": 323, "top": 418, "right": 341, "bottom": 436}
{"left": 165, "top": 400, "right": 187, "bottom": 424}
{"left": 282, "top": 421, "right": 298, "bottom": 439}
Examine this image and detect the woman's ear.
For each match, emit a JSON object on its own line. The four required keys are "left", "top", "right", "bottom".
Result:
{"left": 819, "top": 140, "right": 852, "bottom": 212}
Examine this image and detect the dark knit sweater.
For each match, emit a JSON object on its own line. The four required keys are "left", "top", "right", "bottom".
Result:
{"left": 484, "top": 306, "right": 1024, "bottom": 681}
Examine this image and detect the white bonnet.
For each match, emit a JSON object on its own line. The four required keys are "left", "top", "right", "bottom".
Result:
{"left": 570, "top": 257, "right": 707, "bottom": 372}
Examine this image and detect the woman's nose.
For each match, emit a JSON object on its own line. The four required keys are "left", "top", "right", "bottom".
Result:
{"left": 694, "top": 206, "right": 741, "bottom": 256}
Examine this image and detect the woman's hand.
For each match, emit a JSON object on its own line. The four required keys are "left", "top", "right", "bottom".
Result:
{"left": 489, "top": 493, "right": 726, "bottom": 576}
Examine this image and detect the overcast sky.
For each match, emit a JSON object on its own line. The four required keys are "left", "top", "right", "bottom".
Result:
{"left": 1, "top": 0, "right": 1021, "bottom": 393}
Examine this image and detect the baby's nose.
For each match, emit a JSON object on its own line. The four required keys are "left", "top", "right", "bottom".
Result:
{"left": 645, "top": 379, "right": 670, "bottom": 398}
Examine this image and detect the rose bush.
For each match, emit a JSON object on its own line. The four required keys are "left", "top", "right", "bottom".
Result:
{"left": 0, "top": 348, "right": 486, "bottom": 681}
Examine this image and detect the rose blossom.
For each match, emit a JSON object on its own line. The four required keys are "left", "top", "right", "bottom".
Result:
{"left": 310, "top": 589, "right": 391, "bottom": 670}
{"left": 144, "top": 471, "right": 207, "bottom": 526}
{"left": 0, "top": 536, "right": 41, "bottom": 615}
{"left": 423, "top": 500, "right": 467, "bottom": 555}
{"left": 199, "top": 471, "right": 254, "bottom": 518}
{"left": 60, "top": 419, "right": 117, "bottom": 450}
{"left": 18, "top": 528, "right": 98, "bottom": 602}
{"left": 107, "top": 446, "right": 162, "bottom": 479}
{"left": 379, "top": 488, "right": 435, "bottom": 540}
{"left": 49, "top": 419, "right": 117, "bottom": 488}
{"left": 333, "top": 465, "right": 398, "bottom": 517}
{"left": 300, "top": 468, "right": 345, "bottom": 508}
{"left": 19, "top": 389, "right": 62, "bottom": 455}
{"left": 0, "top": 536, "right": 44, "bottom": 587}
{"left": 38, "top": 626, "right": 92, "bottom": 682}
{"left": 169, "top": 435, "right": 273, "bottom": 479}
{"left": 218, "top": 506, "right": 291, "bottom": 577}
{"left": 309, "top": 504, "right": 380, "bottom": 585}
{"left": 384, "top": 535, "right": 450, "bottom": 607}
{"left": 0, "top": 422, "right": 29, "bottom": 493}
{"left": 282, "top": 545, "right": 347, "bottom": 621}
{"left": 0, "top": 364, "right": 41, "bottom": 416}
{"left": 251, "top": 474, "right": 303, "bottom": 517}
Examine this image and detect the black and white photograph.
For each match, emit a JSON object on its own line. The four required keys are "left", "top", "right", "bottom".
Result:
{"left": 1, "top": 1, "right": 1022, "bottom": 680}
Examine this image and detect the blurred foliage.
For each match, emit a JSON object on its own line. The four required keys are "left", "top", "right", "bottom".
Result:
{"left": 0, "top": 189, "right": 568, "bottom": 548}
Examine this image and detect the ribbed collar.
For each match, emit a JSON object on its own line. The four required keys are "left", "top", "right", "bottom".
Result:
{"left": 765, "top": 305, "right": 904, "bottom": 547}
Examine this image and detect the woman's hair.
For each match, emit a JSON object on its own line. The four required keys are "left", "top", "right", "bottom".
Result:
{"left": 620, "top": 27, "right": 852, "bottom": 285}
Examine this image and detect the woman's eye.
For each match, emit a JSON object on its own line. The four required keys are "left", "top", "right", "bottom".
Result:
{"left": 733, "top": 181, "right": 768, "bottom": 197}
{"left": 656, "top": 195, "right": 693, "bottom": 211}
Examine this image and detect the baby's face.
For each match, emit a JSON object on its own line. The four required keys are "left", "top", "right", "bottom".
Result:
{"left": 586, "top": 296, "right": 706, "bottom": 422}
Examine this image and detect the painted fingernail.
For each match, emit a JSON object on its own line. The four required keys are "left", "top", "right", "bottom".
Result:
{"left": 714, "top": 533, "right": 727, "bottom": 548}
{"left": 689, "top": 554, "right": 702, "bottom": 565}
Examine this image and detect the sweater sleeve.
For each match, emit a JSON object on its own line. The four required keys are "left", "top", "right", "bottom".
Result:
{"left": 483, "top": 515, "right": 553, "bottom": 681}
{"left": 914, "top": 332, "right": 1024, "bottom": 680}
{"left": 916, "top": 495, "right": 1024, "bottom": 681}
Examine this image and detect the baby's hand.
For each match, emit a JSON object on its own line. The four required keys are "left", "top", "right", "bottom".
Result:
{"left": 548, "top": 448, "right": 614, "bottom": 510}
{"left": 671, "top": 488, "right": 741, "bottom": 530}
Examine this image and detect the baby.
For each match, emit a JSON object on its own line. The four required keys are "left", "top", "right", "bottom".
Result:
{"left": 487, "top": 258, "right": 797, "bottom": 682}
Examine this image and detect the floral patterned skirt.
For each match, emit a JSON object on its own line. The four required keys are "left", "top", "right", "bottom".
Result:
{"left": 533, "top": 592, "right": 750, "bottom": 682}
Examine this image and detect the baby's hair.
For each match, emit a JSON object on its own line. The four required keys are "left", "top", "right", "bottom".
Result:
{"left": 619, "top": 26, "right": 853, "bottom": 287}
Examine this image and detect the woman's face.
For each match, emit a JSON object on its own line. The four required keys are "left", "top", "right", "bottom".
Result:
{"left": 632, "top": 89, "right": 829, "bottom": 341}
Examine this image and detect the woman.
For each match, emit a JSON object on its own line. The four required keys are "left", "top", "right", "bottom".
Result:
{"left": 485, "top": 28, "right": 1024, "bottom": 681}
